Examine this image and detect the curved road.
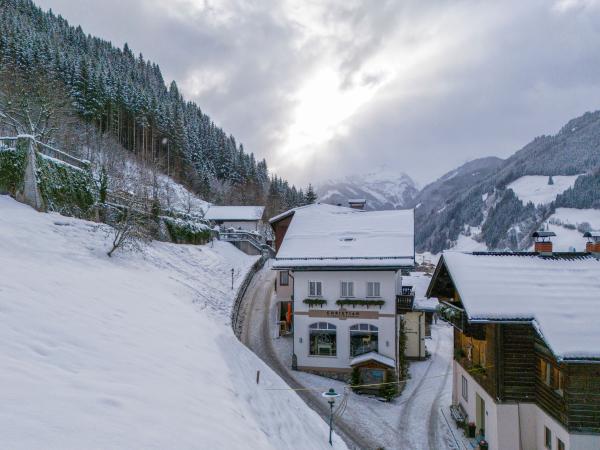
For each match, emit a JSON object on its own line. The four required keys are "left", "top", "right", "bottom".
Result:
{"left": 238, "top": 264, "right": 454, "bottom": 450}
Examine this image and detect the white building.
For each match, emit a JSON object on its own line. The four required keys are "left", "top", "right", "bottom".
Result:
{"left": 204, "top": 205, "right": 265, "bottom": 232}
{"left": 270, "top": 203, "right": 424, "bottom": 381}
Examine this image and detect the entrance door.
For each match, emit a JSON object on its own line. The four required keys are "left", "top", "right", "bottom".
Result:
{"left": 475, "top": 393, "right": 486, "bottom": 436}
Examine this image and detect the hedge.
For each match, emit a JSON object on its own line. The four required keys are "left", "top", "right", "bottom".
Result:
{"left": 163, "top": 216, "right": 211, "bottom": 245}
{"left": 0, "top": 146, "right": 27, "bottom": 194}
{"left": 35, "top": 154, "right": 95, "bottom": 217}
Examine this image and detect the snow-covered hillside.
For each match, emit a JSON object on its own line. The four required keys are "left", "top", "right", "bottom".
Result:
{"left": 507, "top": 175, "right": 581, "bottom": 206}
{"left": 317, "top": 167, "right": 418, "bottom": 210}
{"left": 536, "top": 207, "right": 600, "bottom": 252}
{"left": 0, "top": 197, "right": 345, "bottom": 450}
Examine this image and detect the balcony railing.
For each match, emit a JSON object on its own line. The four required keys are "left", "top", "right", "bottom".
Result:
{"left": 438, "top": 301, "right": 485, "bottom": 339}
{"left": 396, "top": 285, "right": 415, "bottom": 313}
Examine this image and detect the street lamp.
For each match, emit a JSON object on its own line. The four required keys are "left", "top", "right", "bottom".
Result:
{"left": 231, "top": 268, "right": 234, "bottom": 290}
{"left": 322, "top": 388, "right": 341, "bottom": 446}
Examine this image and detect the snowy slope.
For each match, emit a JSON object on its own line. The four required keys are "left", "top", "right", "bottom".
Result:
{"left": 0, "top": 196, "right": 345, "bottom": 450}
{"left": 507, "top": 175, "right": 581, "bottom": 206}
{"left": 535, "top": 207, "right": 600, "bottom": 252}
{"left": 317, "top": 167, "right": 418, "bottom": 210}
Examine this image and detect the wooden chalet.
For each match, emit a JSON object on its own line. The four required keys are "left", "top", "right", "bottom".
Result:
{"left": 427, "top": 238, "right": 600, "bottom": 450}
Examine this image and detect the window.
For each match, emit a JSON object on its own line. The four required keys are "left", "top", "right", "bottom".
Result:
{"left": 308, "top": 281, "right": 322, "bottom": 297}
{"left": 461, "top": 375, "right": 468, "bottom": 401}
{"left": 279, "top": 271, "right": 289, "bottom": 286}
{"left": 544, "top": 426, "right": 552, "bottom": 449}
{"left": 367, "top": 282, "right": 381, "bottom": 297}
{"left": 349, "top": 324, "right": 378, "bottom": 357}
{"left": 553, "top": 366, "right": 565, "bottom": 396}
{"left": 309, "top": 322, "right": 336, "bottom": 356}
{"left": 340, "top": 281, "right": 354, "bottom": 298}
{"left": 557, "top": 438, "right": 565, "bottom": 450}
{"left": 541, "top": 360, "right": 552, "bottom": 386}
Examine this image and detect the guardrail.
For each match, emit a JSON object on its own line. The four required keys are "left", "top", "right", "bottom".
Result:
{"left": 34, "top": 139, "right": 89, "bottom": 170}
{"left": 231, "top": 255, "right": 268, "bottom": 338}
{"left": 220, "top": 231, "right": 275, "bottom": 256}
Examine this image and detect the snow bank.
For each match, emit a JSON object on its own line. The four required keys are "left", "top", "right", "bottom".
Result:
{"left": 507, "top": 175, "right": 581, "bottom": 206}
{"left": 0, "top": 196, "right": 345, "bottom": 449}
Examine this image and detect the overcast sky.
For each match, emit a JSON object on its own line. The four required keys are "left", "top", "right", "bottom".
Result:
{"left": 36, "top": 0, "right": 600, "bottom": 187}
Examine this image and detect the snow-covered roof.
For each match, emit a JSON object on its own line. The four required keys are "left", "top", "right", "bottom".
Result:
{"left": 204, "top": 206, "right": 264, "bottom": 221}
{"left": 348, "top": 199, "right": 366, "bottom": 203}
{"left": 273, "top": 203, "right": 414, "bottom": 269}
{"left": 350, "top": 351, "right": 396, "bottom": 368}
{"left": 439, "top": 252, "right": 600, "bottom": 360}
{"left": 413, "top": 297, "right": 439, "bottom": 312}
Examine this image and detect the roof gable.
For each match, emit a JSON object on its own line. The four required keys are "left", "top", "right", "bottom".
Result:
{"left": 432, "top": 252, "right": 600, "bottom": 360}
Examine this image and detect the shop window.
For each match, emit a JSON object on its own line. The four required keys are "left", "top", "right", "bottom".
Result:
{"left": 309, "top": 322, "right": 336, "bottom": 356}
{"left": 279, "top": 271, "right": 289, "bottom": 286}
{"left": 557, "top": 438, "right": 565, "bottom": 450}
{"left": 349, "top": 324, "right": 378, "bottom": 357}
{"left": 308, "top": 281, "right": 322, "bottom": 297}
{"left": 341, "top": 281, "right": 354, "bottom": 298}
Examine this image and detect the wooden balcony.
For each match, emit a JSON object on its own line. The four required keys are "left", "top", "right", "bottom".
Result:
{"left": 439, "top": 301, "right": 485, "bottom": 339}
{"left": 396, "top": 285, "right": 415, "bottom": 313}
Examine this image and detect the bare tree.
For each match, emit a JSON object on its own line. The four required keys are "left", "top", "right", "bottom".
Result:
{"left": 106, "top": 205, "right": 151, "bottom": 257}
{"left": 0, "top": 69, "right": 71, "bottom": 141}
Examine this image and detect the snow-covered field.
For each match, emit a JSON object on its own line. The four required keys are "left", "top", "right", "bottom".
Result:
{"left": 0, "top": 196, "right": 344, "bottom": 450}
{"left": 530, "top": 207, "right": 600, "bottom": 252}
{"left": 507, "top": 175, "right": 581, "bottom": 206}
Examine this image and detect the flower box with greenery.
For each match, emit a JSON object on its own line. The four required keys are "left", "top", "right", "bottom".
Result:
{"left": 303, "top": 298, "right": 327, "bottom": 307}
{"left": 454, "top": 348, "right": 466, "bottom": 360}
{"left": 335, "top": 299, "right": 385, "bottom": 308}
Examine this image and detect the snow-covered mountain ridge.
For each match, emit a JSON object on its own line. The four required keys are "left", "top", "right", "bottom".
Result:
{"left": 0, "top": 196, "right": 345, "bottom": 450}
{"left": 317, "top": 168, "right": 418, "bottom": 210}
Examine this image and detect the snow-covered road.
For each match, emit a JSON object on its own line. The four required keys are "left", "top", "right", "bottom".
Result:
{"left": 239, "top": 260, "right": 457, "bottom": 449}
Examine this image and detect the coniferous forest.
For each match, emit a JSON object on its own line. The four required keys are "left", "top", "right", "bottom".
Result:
{"left": 0, "top": 0, "right": 307, "bottom": 216}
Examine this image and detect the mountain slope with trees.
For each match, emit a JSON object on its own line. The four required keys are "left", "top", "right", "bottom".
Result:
{"left": 0, "top": 0, "right": 306, "bottom": 217}
{"left": 414, "top": 111, "right": 600, "bottom": 253}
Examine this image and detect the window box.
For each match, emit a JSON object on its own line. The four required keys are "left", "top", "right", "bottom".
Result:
{"left": 303, "top": 298, "right": 327, "bottom": 307}
{"left": 336, "top": 299, "right": 385, "bottom": 308}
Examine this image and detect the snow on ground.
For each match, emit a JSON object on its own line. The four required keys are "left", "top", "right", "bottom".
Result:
{"left": 507, "top": 175, "right": 581, "bottom": 206}
{"left": 0, "top": 196, "right": 345, "bottom": 450}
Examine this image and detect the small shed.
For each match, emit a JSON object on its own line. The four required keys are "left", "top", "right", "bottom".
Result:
{"left": 204, "top": 206, "right": 265, "bottom": 231}
{"left": 350, "top": 352, "right": 396, "bottom": 394}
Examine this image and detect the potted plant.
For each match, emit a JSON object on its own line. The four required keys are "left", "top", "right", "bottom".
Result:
{"left": 478, "top": 439, "right": 488, "bottom": 450}
{"left": 467, "top": 421, "right": 476, "bottom": 437}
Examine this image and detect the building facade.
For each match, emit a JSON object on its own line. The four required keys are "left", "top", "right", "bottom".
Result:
{"left": 270, "top": 203, "right": 422, "bottom": 381}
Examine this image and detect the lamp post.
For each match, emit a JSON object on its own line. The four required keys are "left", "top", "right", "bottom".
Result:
{"left": 322, "top": 388, "right": 340, "bottom": 446}
{"left": 231, "top": 268, "right": 234, "bottom": 290}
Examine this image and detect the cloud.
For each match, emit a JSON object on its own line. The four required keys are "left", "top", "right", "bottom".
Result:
{"left": 35, "top": 0, "right": 600, "bottom": 187}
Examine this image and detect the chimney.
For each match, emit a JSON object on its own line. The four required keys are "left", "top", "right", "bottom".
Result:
{"left": 348, "top": 199, "right": 367, "bottom": 210}
{"left": 584, "top": 231, "right": 600, "bottom": 253}
{"left": 532, "top": 231, "right": 556, "bottom": 255}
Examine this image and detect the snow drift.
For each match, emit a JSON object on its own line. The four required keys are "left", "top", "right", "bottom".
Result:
{"left": 0, "top": 196, "right": 345, "bottom": 449}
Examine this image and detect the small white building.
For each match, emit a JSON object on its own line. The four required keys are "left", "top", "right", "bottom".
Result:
{"left": 204, "top": 205, "right": 265, "bottom": 232}
{"left": 270, "top": 203, "right": 424, "bottom": 381}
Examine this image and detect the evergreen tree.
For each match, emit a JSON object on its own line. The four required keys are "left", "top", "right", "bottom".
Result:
{"left": 305, "top": 184, "right": 317, "bottom": 204}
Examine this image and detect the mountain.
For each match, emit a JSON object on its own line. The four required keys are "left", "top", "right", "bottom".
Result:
{"left": 415, "top": 111, "right": 600, "bottom": 253}
{"left": 317, "top": 168, "right": 418, "bottom": 210}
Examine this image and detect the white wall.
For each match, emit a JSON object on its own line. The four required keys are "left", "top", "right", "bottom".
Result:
{"left": 221, "top": 220, "right": 259, "bottom": 231}
{"left": 403, "top": 311, "right": 425, "bottom": 358}
{"left": 275, "top": 270, "right": 293, "bottom": 302}
{"left": 293, "top": 270, "right": 397, "bottom": 370}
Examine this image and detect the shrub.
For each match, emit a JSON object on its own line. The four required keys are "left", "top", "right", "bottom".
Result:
{"left": 163, "top": 216, "right": 211, "bottom": 244}
{"left": 35, "top": 154, "right": 95, "bottom": 217}
{"left": 0, "top": 147, "right": 27, "bottom": 194}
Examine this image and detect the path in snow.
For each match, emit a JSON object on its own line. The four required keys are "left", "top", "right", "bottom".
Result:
{"left": 238, "top": 261, "right": 456, "bottom": 449}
